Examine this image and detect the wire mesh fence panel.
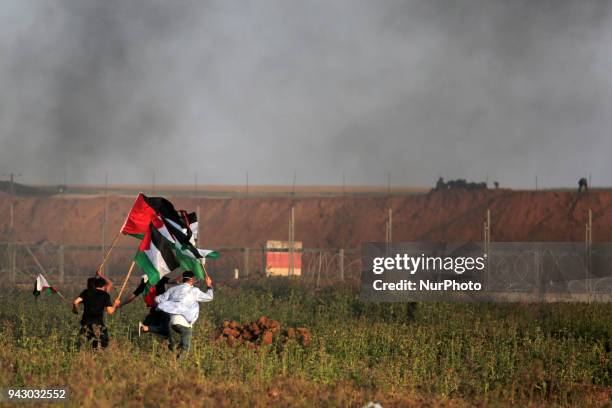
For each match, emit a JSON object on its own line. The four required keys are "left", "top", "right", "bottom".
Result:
{"left": 0, "top": 243, "right": 139, "bottom": 287}
{"left": 488, "top": 243, "right": 588, "bottom": 295}
{"left": 203, "top": 247, "right": 361, "bottom": 284}
{"left": 0, "top": 244, "right": 11, "bottom": 280}
{"left": 300, "top": 249, "right": 361, "bottom": 286}
{"left": 590, "top": 243, "right": 612, "bottom": 293}
{"left": 0, "top": 242, "right": 363, "bottom": 288}
{"left": 2, "top": 243, "right": 62, "bottom": 286}
{"left": 23, "top": 242, "right": 61, "bottom": 283}
{"left": 203, "top": 249, "right": 246, "bottom": 281}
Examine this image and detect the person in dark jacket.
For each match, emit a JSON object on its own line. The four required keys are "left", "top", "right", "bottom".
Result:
{"left": 73, "top": 276, "right": 120, "bottom": 349}
{"left": 119, "top": 275, "right": 179, "bottom": 338}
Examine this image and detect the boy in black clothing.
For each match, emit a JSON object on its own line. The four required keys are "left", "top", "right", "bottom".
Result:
{"left": 73, "top": 276, "right": 120, "bottom": 349}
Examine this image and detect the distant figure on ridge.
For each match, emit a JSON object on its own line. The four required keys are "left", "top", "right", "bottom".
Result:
{"left": 578, "top": 177, "right": 588, "bottom": 194}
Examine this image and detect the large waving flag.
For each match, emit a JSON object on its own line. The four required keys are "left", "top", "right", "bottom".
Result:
{"left": 122, "top": 193, "right": 189, "bottom": 237}
{"left": 164, "top": 215, "right": 219, "bottom": 280}
{"left": 175, "top": 247, "right": 219, "bottom": 281}
{"left": 134, "top": 220, "right": 180, "bottom": 285}
{"left": 123, "top": 193, "right": 219, "bottom": 282}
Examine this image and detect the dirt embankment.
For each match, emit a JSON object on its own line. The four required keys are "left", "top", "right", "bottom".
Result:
{"left": 0, "top": 189, "right": 610, "bottom": 248}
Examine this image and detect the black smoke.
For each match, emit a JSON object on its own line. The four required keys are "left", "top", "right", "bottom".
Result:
{"left": 0, "top": 0, "right": 610, "bottom": 187}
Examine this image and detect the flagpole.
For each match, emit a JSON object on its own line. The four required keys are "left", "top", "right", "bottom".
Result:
{"left": 115, "top": 261, "right": 136, "bottom": 302}
{"left": 96, "top": 228, "right": 122, "bottom": 275}
{"left": 96, "top": 193, "right": 145, "bottom": 275}
{"left": 105, "top": 193, "right": 149, "bottom": 302}
{"left": 24, "top": 245, "right": 70, "bottom": 303}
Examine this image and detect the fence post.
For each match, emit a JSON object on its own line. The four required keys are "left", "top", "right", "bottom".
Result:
{"left": 58, "top": 245, "right": 65, "bottom": 284}
{"left": 484, "top": 208, "right": 491, "bottom": 289}
{"left": 243, "top": 247, "right": 250, "bottom": 278}
{"left": 10, "top": 243, "right": 16, "bottom": 284}
{"left": 535, "top": 247, "right": 542, "bottom": 303}
{"left": 339, "top": 248, "right": 344, "bottom": 281}
{"left": 261, "top": 245, "right": 267, "bottom": 276}
{"left": 316, "top": 251, "right": 322, "bottom": 288}
{"left": 289, "top": 206, "right": 295, "bottom": 276}
{"left": 586, "top": 209, "right": 592, "bottom": 302}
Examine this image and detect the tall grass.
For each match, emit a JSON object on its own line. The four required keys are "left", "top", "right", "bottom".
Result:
{"left": 1, "top": 279, "right": 612, "bottom": 406}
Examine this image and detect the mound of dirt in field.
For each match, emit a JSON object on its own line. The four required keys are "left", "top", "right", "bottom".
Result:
{"left": 1, "top": 189, "right": 611, "bottom": 248}
{"left": 215, "top": 316, "right": 310, "bottom": 348}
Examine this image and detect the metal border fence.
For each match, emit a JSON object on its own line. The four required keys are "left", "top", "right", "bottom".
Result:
{"left": 0, "top": 242, "right": 362, "bottom": 289}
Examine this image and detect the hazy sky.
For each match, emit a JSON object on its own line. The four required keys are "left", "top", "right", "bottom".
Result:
{"left": 0, "top": 0, "right": 611, "bottom": 188}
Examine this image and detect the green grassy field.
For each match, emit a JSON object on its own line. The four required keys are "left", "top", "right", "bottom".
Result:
{"left": 1, "top": 279, "right": 612, "bottom": 407}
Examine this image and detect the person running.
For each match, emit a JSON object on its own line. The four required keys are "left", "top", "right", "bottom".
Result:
{"left": 119, "top": 275, "right": 179, "bottom": 339}
{"left": 144, "top": 271, "right": 213, "bottom": 354}
{"left": 73, "top": 276, "right": 120, "bottom": 349}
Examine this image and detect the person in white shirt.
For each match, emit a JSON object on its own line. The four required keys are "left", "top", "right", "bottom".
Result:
{"left": 141, "top": 270, "right": 213, "bottom": 353}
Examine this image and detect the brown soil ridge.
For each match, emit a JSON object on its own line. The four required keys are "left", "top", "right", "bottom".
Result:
{"left": 0, "top": 189, "right": 609, "bottom": 248}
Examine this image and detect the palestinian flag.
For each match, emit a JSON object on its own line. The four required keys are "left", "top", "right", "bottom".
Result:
{"left": 165, "top": 215, "right": 219, "bottom": 280}
{"left": 121, "top": 193, "right": 157, "bottom": 237}
{"left": 134, "top": 220, "right": 180, "bottom": 285}
{"left": 161, "top": 209, "right": 217, "bottom": 259}
{"left": 123, "top": 193, "right": 219, "bottom": 281}
{"left": 160, "top": 211, "right": 200, "bottom": 252}
{"left": 188, "top": 218, "right": 199, "bottom": 244}
{"left": 166, "top": 214, "right": 219, "bottom": 280}
{"left": 33, "top": 274, "right": 57, "bottom": 296}
{"left": 122, "top": 193, "right": 194, "bottom": 238}
{"left": 175, "top": 247, "right": 219, "bottom": 280}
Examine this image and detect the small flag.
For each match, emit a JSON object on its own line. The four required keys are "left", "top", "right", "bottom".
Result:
{"left": 33, "top": 274, "right": 57, "bottom": 297}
